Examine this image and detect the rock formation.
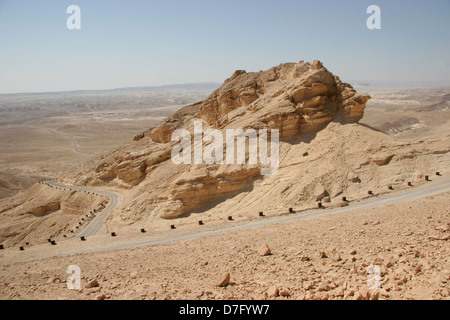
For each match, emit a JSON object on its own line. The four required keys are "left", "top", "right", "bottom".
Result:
{"left": 150, "top": 60, "right": 370, "bottom": 141}
{"left": 57, "top": 60, "right": 449, "bottom": 229}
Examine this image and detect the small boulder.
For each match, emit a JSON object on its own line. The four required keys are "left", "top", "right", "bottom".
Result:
{"left": 85, "top": 279, "right": 99, "bottom": 289}
{"left": 304, "top": 281, "right": 315, "bottom": 291}
{"left": 370, "top": 290, "right": 379, "bottom": 300}
{"left": 258, "top": 244, "right": 272, "bottom": 256}
{"left": 95, "top": 294, "right": 106, "bottom": 300}
{"left": 333, "top": 287, "right": 345, "bottom": 297}
{"left": 300, "top": 256, "right": 310, "bottom": 262}
{"left": 267, "top": 286, "right": 279, "bottom": 298}
{"left": 216, "top": 273, "right": 230, "bottom": 287}
{"left": 353, "top": 291, "right": 363, "bottom": 300}
{"left": 317, "top": 283, "right": 331, "bottom": 292}
{"left": 46, "top": 277, "right": 60, "bottom": 284}
{"left": 314, "top": 183, "right": 329, "bottom": 201}
{"left": 279, "top": 289, "right": 291, "bottom": 297}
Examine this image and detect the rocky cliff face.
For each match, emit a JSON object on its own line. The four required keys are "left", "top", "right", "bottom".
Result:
{"left": 150, "top": 60, "right": 370, "bottom": 141}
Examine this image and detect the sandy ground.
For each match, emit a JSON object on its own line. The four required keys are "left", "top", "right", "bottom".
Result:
{"left": 1, "top": 190, "right": 448, "bottom": 300}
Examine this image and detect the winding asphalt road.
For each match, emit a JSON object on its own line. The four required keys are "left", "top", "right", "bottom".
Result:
{"left": 46, "top": 174, "right": 450, "bottom": 254}
{"left": 46, "top": 180, "right": 119, "bottom": 237}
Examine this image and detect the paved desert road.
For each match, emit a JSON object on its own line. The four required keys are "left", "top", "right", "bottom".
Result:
{"left": 118, "top": 174, "right": 450, "bottom": 251}
{"left": 46, "top": 129, "right": 99, "bottom": 156}
{"left": 46, "top": 180, "right": 119, "bottom": 237}
{"left": 43, "top": 174, "right": 450, "bottom": 256}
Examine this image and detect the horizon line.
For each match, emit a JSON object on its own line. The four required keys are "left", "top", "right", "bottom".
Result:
{"left": 1, "top": 80, "right": 450, "bottom": 96}
{"left": 0, "top": 82, "right": 222, "bottom": 96}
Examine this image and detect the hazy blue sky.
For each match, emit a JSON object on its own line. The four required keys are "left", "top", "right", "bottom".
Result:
{"left": 0, "top": 0, "right": 449, "bottom": 93}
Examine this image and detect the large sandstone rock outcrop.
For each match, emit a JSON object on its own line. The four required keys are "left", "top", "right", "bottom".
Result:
{"left": 62, "top": 60, "right": 372, "bottom": 220}
{"left": 151, "top": 60, "right": 370, "bottom": 140}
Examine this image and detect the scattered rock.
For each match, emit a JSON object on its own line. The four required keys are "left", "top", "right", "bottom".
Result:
{"left": 46, "top": 277, "right": 60, "bottom": 284}
{"left": 332, "top": 254, "right": 342, "bottom": 262}
{"left": 304, "top": 281, "right": 315, "bottom": 291}
{"left": 304, "top": 292, "right": 315, "bottom": 300}
{"left": 216, "top": 273, "right": 230, "bottom": 287}
{"left": 95, "top": 294, "right": 106, "bottom": 300}
{"left": 439, "top": 274, "right": 449, "bottom": 284}
{"left": 370, "top": 290, "right": 379, "bottom": 300}
{"left": 87, "top": 287, "right": 101, "bottom": 294}
{"left": 348, "top": 172, "right": 361, "bottom": 183}
{"left": 258, "top": 244, "right": 272, "bottom": 256}
{"left": 267, "top": 286, "right": 279, "bottom": 298}
{"left": 317, "top": 283, "right": 331, "bottom": 292}
{"left": 85, "top": 279, "right": 99, "bottom": 289}
{"left": 353, "top": 291, "right": 363, "bottom": 300}
{"left": 319, "top": 293, "right": 329, "bottom": 300}
{"left": 300, "top": 256, "right": 311, "bottom": 262}
{"left": 429, "top": 235, "right": 450, "bottom": 241}
{"left": 359, "top": 288, "right": 370, "bottom": 300}
{"left": 345, "top": 288, "right": 356, "bottom": 299}
{"left": 413, "top": 264, "right": 422, "bottom": 275}
{"left": 279, "top": 289, "right": 291, "bottom": 297}
{"left": 314, "top": 184, "right": 329, "bottom": 202}
{"left": 333, "top": 287, "right": 345, "bottom": 297}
